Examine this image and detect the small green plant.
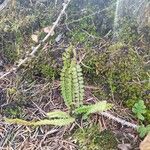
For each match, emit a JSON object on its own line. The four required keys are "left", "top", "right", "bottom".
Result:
{"left": 138, "top": 125, "right": 150, "bottom": 138}
{"left": 132, "top": 100, "right": 147, "bottom": 121}
{"left": 75, "top": 101, "right": 112, "bottom": 119}
{"left": 5, "top": 46, "right": 112, "bottom": 126}
{"left": 40, "top": 64, "right": 56, "bottom": 79}
{"left": 5, "top": 110, "right": 75, "bottom": 126}
{"left": 60, "top": 47, "right": 84, "bottom": 108}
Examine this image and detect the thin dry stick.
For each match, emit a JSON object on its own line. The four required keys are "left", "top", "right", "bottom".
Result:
{"left": 0, "top": 0, "right": 10, "bottom": 12}
{"left": 100, "top": 112, "right": 138, "bottom": 129}
{"left": 0, "top": 0, "right": 71, "bottom": 80}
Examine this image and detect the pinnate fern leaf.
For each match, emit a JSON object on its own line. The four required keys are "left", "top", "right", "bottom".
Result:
{"left": 46, "top": 110, "right": 71, "bottom": 119}
{"left": 60, "top": 47, "right": 73, "bottom": 107}
{"left": 5, "top": 118, "right": 75, "bottom": 126}
{"left": 5, "top": 111, "right": 75, "bottom": 126}
{"left": 71, "top": 61, "right": 84, "bottom": 107}
{"left": 60, "top": 47, "right": 84, "bottom": 108}
{"left": 75, "top": 101, "right": 113, "bottom": 118}
{"left": 86, "top": 101, "right": 112, "bottom": 115}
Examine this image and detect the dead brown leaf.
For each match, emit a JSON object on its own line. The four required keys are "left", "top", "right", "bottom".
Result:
{"left": 43, "top": 26, "right": 55, "bottom": 36}
{"left": 140, "top": 133, "right": 150, "bottom": 150}
{"left": 31, "top": 34, "right": 38, "bottom": 43}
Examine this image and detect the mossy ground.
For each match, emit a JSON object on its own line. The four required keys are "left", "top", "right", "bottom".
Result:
{"left": 72, "top": 125, "right": 118, "bottom": 150}
{"left": 0, "top": 0, "right": 149, "bottom": 149}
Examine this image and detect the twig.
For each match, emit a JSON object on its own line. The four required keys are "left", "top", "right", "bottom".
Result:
{"left": 81, "top": 29, "right": 99, "bottom": 39}
{"left": 100, "top": 112, "right": 138, "bottom": 129}
{"left": 0, "top": 0, "right": 71, "bottom": 80}
{"left": 0, "top": 0, "right": 10, "bottom": 12}
{"left": 31, "top": 101, "right": 47, "bottom": 117}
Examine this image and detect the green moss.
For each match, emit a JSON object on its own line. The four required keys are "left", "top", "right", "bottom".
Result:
{"left": 82, "top": 41, "right": 149, "bottom": 122}
{"left": 114, "top": 16, "right": 140, "bottom": 43}
{"left": 73, "top": 125, "right": 118, "bottom": 150}
{"left": 4, "top": 105, "right": 23, "bottom": 118}
{"left": 67, "top": 18, "right": 98, "bottom": 47}
{"left": 0, "top": 0, "right": 59, "bottom": 64}
{"left": 40, "top": 64, "right": 56, "bottom": 79}
{"left": 4, "top": 45, "right": 18, "bottom": 63}
{"left": 145, "top": 110, "right": 150, "bottom": 123}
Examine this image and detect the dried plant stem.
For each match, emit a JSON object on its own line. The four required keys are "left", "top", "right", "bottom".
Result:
{"left": 0, "top": 0, "right": 10, "bottom": 12}
{"left": 101, "top": 112, "right": 138, "bottom": 129}
{"left": 0, "top": 0, "right": 71, "bottom": 80}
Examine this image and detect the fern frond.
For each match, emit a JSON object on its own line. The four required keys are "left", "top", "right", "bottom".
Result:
{"left": 5, "top": 110, "right": 75, "bottom": 126}
{"left": 85, "top": 101, "right": 113, "bottom": 116}
{"left": 62, "top": 46, "right": 72, "bottom": 67}
{"left": 75, "top": 101, "right": 113, "bottom": 118}
{"left": 5, "top": 118, "right": 33, "bottom": 126}
{"left": 5, "top": 118, "right": 75, "bottom": 126}
{"left": 46, "top": 110, "right": 71, "bottom": 119}
{"left": 33, "top": 118, "right": 75, "bottom": 126}
{"left": 74, "top": 105, "right": 91, "bottom": 114}
{"left": 60, "top": 47, "right": 73, "bottom": 107}
{"left": 60, "top": 47, "right": 84, "bottom": 108}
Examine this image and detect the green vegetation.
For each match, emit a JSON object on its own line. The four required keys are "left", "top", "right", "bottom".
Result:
{"left": 60, "top": 46, "right": 84, "bottom": 108}
{"left": 5, "top": 47, "right": 112, "bottom": 126}
{"left": 132, "top": 100, "right": 147, "bottom": 121}
{"left": 138, "top": 125, "right": 150, "bottom": 138}
{"left": 73, "top": 125, "right": 118, "bottom": 150}
{"left": 0, "top": 0, "right": 150, "bottom": 149}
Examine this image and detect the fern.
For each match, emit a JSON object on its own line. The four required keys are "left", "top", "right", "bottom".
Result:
{"left": 5, "top": 47, "right": 114, "bottom": 129}
{"left": 75, "top": 101, "right": 113, "bottom": 118}
{"left": 46, "top": 110, "right": 71, "bottom": 119}
{"left": 60, "top": 47, "right": 73, "bottom": 107}
{"left": 60, "top": 47, "right": 84, "bottom": 108}
{"left": 5, "top": 118, "right": 75, "bottom": 126}
{"left": 5, "top": 110, "right": 75, "bottom": 126}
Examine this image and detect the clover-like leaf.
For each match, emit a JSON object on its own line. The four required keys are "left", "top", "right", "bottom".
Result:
{"left": 138, "top": 125, "right": 150, "bottom": 138}
{"left": 132, "top": 100, "right": 146, "bottom": 120}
